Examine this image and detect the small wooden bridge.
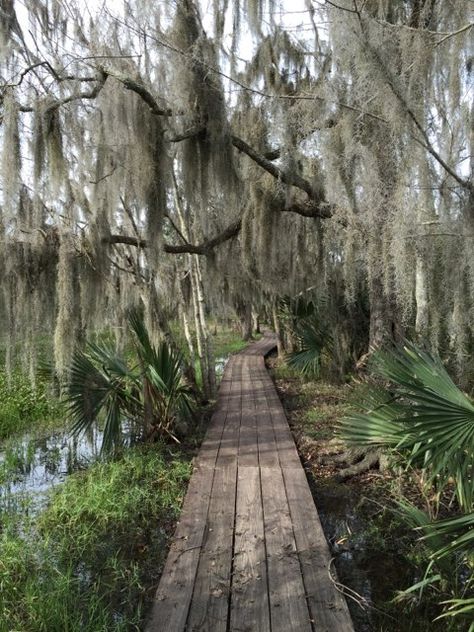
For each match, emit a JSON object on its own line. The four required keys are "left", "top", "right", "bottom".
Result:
{"left": 147, "top": 333, "right": 354, "bottom": 632}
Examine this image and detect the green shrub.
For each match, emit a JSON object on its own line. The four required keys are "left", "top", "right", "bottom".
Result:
{"left": 0, "top": 371, "right": 62, "bottom": 440}
{"left": 0, "top": 444, "right": 191, "bottom": 631}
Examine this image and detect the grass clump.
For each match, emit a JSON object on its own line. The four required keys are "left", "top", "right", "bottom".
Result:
{"left": 0, "top": 371, "right": 62, "bottom": 440}
{"left": 0, "top": 443, "right": 191, "bottom": 631}
{"left": 211, "top": 327, "right": 249, "bottom": 357}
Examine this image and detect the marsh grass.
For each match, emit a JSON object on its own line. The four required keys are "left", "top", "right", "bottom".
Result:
{"left": 0, "top": 443, "right": 191, "bottom": 631}
{"left": 0, "top": 438, "right": 36, "bottom": 484}
{"left": 0, "top": 324, "right": 239, "bottom": 630}
{"left": 211, "top": 326, "right": 249, "bottom": 357}
{"left": 0, "top": 370, "right": 62, "bottom": 440}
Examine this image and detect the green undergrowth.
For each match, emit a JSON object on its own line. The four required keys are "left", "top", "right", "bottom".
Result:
{"left": 0, "top": 443, "right": 191, "bottom": 632}
{"left": 0, "top": 370, "right": 63, "bottom": 440}
{"left": 296, "top": 381, "right": 351, "bottom": 441}
{"left": 271, "top": 360, "right": 351, "bottom": 440}
{"left": 211, "top": 325, "right": 253, "bottom": 357}
{"left": 270, "top": 357, "right": 461, "bottom": 631}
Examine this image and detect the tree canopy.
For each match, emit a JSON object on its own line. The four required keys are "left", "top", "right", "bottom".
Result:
{"left": 0, "top": 0, "right": 473, "bottom": 383}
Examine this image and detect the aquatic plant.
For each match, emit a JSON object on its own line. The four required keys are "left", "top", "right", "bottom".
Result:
{"left": 0, "top": 444, "right": 190, "bottom": 631}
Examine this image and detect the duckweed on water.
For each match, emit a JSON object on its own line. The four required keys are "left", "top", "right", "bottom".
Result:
{"left": 0, "top": 443, "right": 191, "bottom": 631}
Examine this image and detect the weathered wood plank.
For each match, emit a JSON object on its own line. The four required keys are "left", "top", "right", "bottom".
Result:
{"left": 242, "top": 332, "right": 277, "bottom": 357}
{"left": 196, "top": 360, "right": 235, "bottom": 468}
{"left": 215, "top": 356, "right": 242, "bottom": 467}
{"left": 146, "top": 356, "right": 238, "bottom": 630}
{"left": 254, "top": 362, "right": 279, "bottom": 468}
{"left": 282, "top": 466, "right": 355, "bottom": 631}
{"left": 238, "top": 357, "right": 259, "bottom": 467}
{"left": 186, "top": 463, "right": 238, "bottom": 631}
{"left": 145, "top": 464, "right": 215, "bottom": 632}
{"left": 148, "top": 332, "right": 353, "bottom": 632}
{"left": 266, "top": 389, "right": 302, "bottom": 468}
{"left": 230, "top": 465, "right": 270, "bottom": 632}
{"left": 260, "top": 466, "right": 313, "bottom": 632}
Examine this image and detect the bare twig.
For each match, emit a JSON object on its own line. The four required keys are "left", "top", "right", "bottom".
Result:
{"left": 2, "top": 60, "right": 99, "bottom": 90}
{"left": 435, "top": 22, "right": 473, "bottom": 46}
{"left": 89, "top": 166, "right": 117, "bottom": 185}
{"left": 328, "top": 558, "right": 371, "bottom": 610}
{"left": 17, "top": 70, "right": 107, "bottom": 113}
{"left": 324, "top": 0, "right": 358, "bottom": 14}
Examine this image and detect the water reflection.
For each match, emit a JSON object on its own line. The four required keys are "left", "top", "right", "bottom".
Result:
{"left": 0, "top": 427, "right": 107, "bottom": 513}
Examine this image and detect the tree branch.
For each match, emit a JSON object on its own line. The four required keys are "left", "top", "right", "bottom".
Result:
{"left": 102, "top": 68, "right": 174, "bottom": 116}
{"left": 231, "top": 135, "right": 316, "bottom": 197}
{"left": 360, "top": 37, "right": 473, "bottom": 192}
{"left": 264, "top": 147, "right": 281, "bottom": 160}
{"left": 106, "top": 195, "right": 336, "bottom": 255}
{"left": 166, "top": 126, "right": 205, "bottom": 142}
{"left": 282, "top": 199, "right": 334, "bottom": 220}
{"left": 2, "top": 61, "right": 95, "bottom": 89}
{"left": 17, "top": 70, "right": 107, "bottom": 113}
{"left": 106, "top": 218, "right": 242, "bottom": 255}
{"left": 435, "top": 22, "right": 473, "bottom": 46}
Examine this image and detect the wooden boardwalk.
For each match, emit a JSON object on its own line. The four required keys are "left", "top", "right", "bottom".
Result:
{"left": 146, "top": 333, "right": 354, "bottom": 632}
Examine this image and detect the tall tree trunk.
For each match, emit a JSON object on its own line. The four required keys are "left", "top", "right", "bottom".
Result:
{"left": 190, "top": 259, "right": 210, "bottom": 398}
{"left": 236, "top": 300, "right": 253, "bottom": 341}
{"left": 252, "top": 308, "right": 261, "bottom": 334}
{"left": 178, "top": 293, "right": 197, "bottom": 386}
{"left": 415, "top": 254, "right": 429, "bottom": 336}
{"left": 272, "top": 302, "right": 284, "bottom": 356}
{"left": 193, "top": 256, "right": 216, "bottom": 398}
{"left": 368, "top": 275, "right": 391, "bottom": 349}
{"left": 172, "top": 169, "right": 215, "bottom": 398}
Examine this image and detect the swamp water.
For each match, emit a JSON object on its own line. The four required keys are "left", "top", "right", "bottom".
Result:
{"left": 311, "top": 478, "right": 419, "bottom": 632}
{"left": 0, "top": 355, "right": 231, "bottom": 515}
{"left": 0, "top": 428, "right": 106, "bottom": 514}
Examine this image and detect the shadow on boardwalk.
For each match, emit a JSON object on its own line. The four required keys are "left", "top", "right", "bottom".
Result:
{"left": 146, "top": 333, "right": 354, "bottom": 632}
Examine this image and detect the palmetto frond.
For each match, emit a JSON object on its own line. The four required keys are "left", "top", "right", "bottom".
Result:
{"left": 287, "top": 319, "right": 328, "bottom": 377}
{"left": 340, "top": 341, "right": 474, "bottom": 509}
{"left": 286, "top": 302, "right": 333, "bottom": 379}
{"left": 394, "top": 502, "right": 474, "bottom": 627}
{"left": 67, "top": 343, "right": 141, "bottom": 454}
{"left": 128, "top": 308, "right": 193, "bottom": 430}
{"left": 421, "top": 512, "right": 474, "bottom": 561}
{"left": 343, "top": 346, "right": 474, "bottom": 628}
{"left": 66, "top": 309, "right": 194, "bottom": 453}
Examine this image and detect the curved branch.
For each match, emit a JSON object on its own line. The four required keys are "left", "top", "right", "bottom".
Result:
{"left": 231, "top": 135, "right": 316, "bottom": 197}
{"left": 106, "top": 197, "right": 336, "bottom": 255}
{"left": 282, "top": 199, "right": 334, "bottom": 220}
{"left": 2, "top": 61, "right": 97, "bottom": 89}
{"left": 360, "top": 35, "right": 472, "bottom": 192}
{"left": 103, "top": 69, "right": 174, "bottom": 116}
{"left": 17, "top": 70, "right": 107, "bottom": 113}
{"left": 107, "top": 218, "right": 242, "bottom": 255}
